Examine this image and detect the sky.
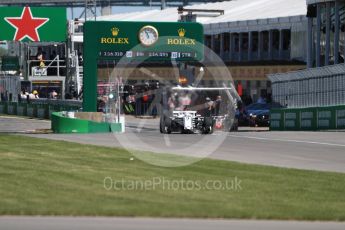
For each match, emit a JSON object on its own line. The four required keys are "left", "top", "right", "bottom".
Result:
{"left": 67, "top": 6, "right": 161, "bottom": 20}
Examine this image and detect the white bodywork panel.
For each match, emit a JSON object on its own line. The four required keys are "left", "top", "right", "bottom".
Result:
{"left": 173, "top": 111, "right": 197, "bottom": 130}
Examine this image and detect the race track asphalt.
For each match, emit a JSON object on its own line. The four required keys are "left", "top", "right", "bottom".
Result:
{"left": 22, "top": 117, "right": 345, "bottom": 173}
{"left": 1, "top": 115, "right": 345, "bottom": 172}
{"left": 1, "top": 217, "right": 345, "bottom": 230}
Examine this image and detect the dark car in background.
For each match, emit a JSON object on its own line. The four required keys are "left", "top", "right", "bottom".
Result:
{"left": 236, "top": 102, "right": 283, "bottom": 127}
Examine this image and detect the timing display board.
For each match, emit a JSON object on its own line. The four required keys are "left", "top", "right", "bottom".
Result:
{"left": 85, "top": 21, "right": 204, "bottom": 62}
{"left": 83, "top": 21, "right": 204, "bottom": 111}
{"left": 98, "top": 50, "right": 198, "bottom": 60}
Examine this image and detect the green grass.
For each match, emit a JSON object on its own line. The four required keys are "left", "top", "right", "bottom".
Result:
{"left": 0, "top": 134, "right": 345, "bottom": 220}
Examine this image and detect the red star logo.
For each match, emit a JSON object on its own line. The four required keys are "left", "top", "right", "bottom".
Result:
{"left": 4, "top": 7, "right": 49, "bottom": 42}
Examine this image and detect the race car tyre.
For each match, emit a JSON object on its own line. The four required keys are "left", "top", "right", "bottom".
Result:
{"left": 203, "top": 117, "right": 214, "bottom": 134}
{"left": 230, "top": 119, "right": 239, "bottom": 132}
{"left": 160, "top": 116, "right": 172, "bottom": 134}
{"left": 164, "top": 117, "right": 172, "bottom": 134}
{"left": 160, "top": 117, "right": 164, "bottom": 133}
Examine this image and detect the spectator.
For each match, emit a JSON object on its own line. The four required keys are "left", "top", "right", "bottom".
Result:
{"left": 20, "top": 90, "right": 27, "bottom": 100}
{"left": 50, "top": 90, "right": 58, "bottom": 99}
{"left": 37, "top": 53, "right": 45, "bottom": 68}
{"left": 204, "top": 97, "right": 214, "bottom": 117}
{"left": 29, "top": 92, "right": 35, "bottom": 99}
{"left": 31, "top": 90, "right": 39, "bottom": 99}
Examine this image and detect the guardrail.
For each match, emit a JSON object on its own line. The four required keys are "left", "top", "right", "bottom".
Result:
{"left": 0, "top": 101, "right": 81, "bottom": 119}
{"left": 270, "top": 105, "right": 345, "bottom": 131}
{"left": 27, "top": 98, "right": 82, "bottom": 107}
{"left": 0, "top": 101, "right": 124, "bottom": 134}
{"left": 27, "top": 56, "right": 66, "bottom": 77}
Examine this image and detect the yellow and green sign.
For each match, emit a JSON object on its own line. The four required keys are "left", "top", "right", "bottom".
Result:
{"left": 0, "top": 6, "right": 66, "bottom": 42}
{"left": 83, "top": 21, "right": 204, "bottom": 111}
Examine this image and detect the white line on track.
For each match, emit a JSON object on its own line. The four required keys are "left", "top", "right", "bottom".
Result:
{"left": 163, "top": 134, "right": 171, "bottom": 147}
{"left": 0, "top": 116, "right": 50, "bottom": 122}
{"left": 228, "top": 134, "right": 345, "bottom": 148}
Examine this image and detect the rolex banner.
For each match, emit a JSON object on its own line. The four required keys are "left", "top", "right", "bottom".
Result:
{"left": 0, "top": 7, "right": 66, "bottom": 42}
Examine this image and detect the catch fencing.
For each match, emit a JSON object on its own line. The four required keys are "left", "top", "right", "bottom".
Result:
{"left": 268, "top": 63, "right": 345, "bottom": 108}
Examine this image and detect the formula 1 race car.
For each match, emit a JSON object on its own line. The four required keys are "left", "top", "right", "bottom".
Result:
{"left": 159, "top": 86, "right": 238, "bottom": 134}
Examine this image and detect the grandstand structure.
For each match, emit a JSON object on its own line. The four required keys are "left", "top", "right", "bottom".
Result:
{"left": 306, "top": 0, "right": 345, "bottom": 68}
{"left": 270, "top": 0, "right": 345, "bottom": 109}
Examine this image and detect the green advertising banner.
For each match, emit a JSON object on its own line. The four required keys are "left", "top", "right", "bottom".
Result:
{"left": 0, "top": 7, "right": 66, "bottom": 42}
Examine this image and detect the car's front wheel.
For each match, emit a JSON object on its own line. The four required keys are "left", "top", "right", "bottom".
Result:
{"left": 161, "top": 116, "right": 172, "bottom": 134}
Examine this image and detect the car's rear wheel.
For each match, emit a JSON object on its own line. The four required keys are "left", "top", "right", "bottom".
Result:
{"left": 203, "top": 117, "right": 213, "bottom": 134}
{"left": 230, "top": 119, "right": 239, "bottom": 132}
{"left": 159, "top": 117, "right": 164, "bottom": 133}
